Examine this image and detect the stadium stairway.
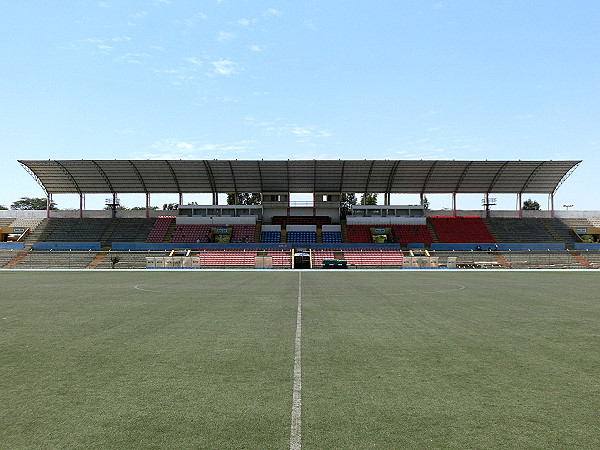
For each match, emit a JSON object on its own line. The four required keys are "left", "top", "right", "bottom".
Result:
{"left": 87, "top": 251, "right": 108, "bottom": 269}
{"left": 492, "top": 253, "right": 510, "bottom": 268}
{"left": 254, "top": 222, "right": 262, "bottom": 243}
{"left": 37, "top": 219, "right": 58, "bottom": 242}
{"left": 426, "top": 220, "right": 439, "bottom": 243}
{"left": 3, "top": 251, "right": 29, "bottom": 269}
{"left": 20, "top": 218, "right": 50, "bottom": 250}
{"left": 571, "top": 252, "right": 594, "bottom": 268}
{"left": 100, "top": 220, "right": 119, "bottom": 247}
{"left": 540, "top": 218, "right": 581, "bottom": 246}
{"left": 482, "top": 218, "right": 501, "bottom": 242}
{"left": 340, "top": 219, "right": 348, "bottom": 243}
{"left": 163, "top": 220, "right": 177, "bottom": 243}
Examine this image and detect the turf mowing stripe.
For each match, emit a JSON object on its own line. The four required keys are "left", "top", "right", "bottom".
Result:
{"left": 290, "top": 271, "right": 302, "bottom": 450}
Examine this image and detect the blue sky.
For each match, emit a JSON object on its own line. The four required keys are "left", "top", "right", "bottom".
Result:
{"left": 1, "top": 1, "right": 599, "bottom": 211}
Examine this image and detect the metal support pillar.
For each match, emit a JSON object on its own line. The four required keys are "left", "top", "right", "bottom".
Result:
{"left": 146, "top": 193, "right": 150, "bottom": 218}
{"left": 79, "top": 193, "right": 84, "bottom": 218}
{"left": 517, "top": 193, "right": 522, "bottom": 218}
{"left": 549, "top": 193, "right": 554, "bottom": 218}
{"left": 46, "top": 193, "right": 52, "bottom": 218}
{"left": 485, "top": 192, "right": 490, "bottom": 219}
{"left": 179, "top": 193, "right": 183, "bottom": 206}
{"left": 112, "top": 192, "right": 117, "bottom": 219}
{"left": 452, "top": 192, "right": 457, "bottom": 217}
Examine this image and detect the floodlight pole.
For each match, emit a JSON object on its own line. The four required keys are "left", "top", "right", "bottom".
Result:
{"left": 485, "top": 193, "right": 490, "bottom": 218}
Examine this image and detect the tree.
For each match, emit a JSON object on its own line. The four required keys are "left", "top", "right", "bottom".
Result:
{"left": 360, "top": 193, "right": 378, "bottom": 205}
{"left": 226, "top": 193, "right": 261, "bottom": 205}
{"left": 11, "top": 197, "right": 58, "bottom": 210}
{"left": 163, "top": 203, "right": 178, "bottom": 210}
{"left": 0, "top": 205, "right": 7, "bottom": 210}
{"left": 523, "top": 198, "right": 540, "bottom": 210}
{"left": 340, "top": 193, "right": 358, "bottom": 218}
{"left": 103, "top": 205, "right": 128, "bottom": 211}
{"left": 422, "top": 195, "right": 430, "bottom": 210}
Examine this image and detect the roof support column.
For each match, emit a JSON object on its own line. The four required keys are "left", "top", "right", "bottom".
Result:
{"left": 46, "top": 193, "right": 52, "bottom": 218}
{"left": 79, "top": 194, "right": 84, "bottom": 218}
{"left": 452, "top": 192, "right": 457, "bottom": 217}
{"left": 549, "top": 193, "right": 555, "bottom": 218}
{"left": 485, "top": 193, "right": 490, "bottom": 219}
{"left": 179, "top": 193, "right": 183, "bottom": 206}
{"left": 312, "top": 192, "right": 316, "bottom": 216}
{"left": 112, "top": 193, "right": 118, "bottom": 219}
{"left": 212, "top": 192, "right": 218, "bottom": 205}
{"left": 146, "top": 193, "right": 150, "bottom": 218}
{"left": 517, "top": 193, "right": 522, "bottom": 218}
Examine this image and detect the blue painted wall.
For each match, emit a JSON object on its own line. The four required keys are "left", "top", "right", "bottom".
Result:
{"left": 0, "top": 242, "right": 24, "bottom": 249}
{"left": 430, "top": 243, "right": 565, "bottom": 251}
{"left": 574, "top": 243, "right": 600, "bottom": 251}
{"left": 112, "top": 242, "right": 403, "bottom": 251}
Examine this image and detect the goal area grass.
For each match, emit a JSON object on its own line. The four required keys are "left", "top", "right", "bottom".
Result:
{"left": 1, "top": 270, "right": 599, "bottom": 448}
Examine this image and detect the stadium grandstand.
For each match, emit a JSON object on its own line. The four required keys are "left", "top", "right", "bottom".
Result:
{"left": 3, "top": 158, "right": 600, "bottom": 269}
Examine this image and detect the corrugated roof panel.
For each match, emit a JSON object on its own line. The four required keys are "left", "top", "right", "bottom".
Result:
{"left": 18, "top": 159, "right": 581, "bottom": 196}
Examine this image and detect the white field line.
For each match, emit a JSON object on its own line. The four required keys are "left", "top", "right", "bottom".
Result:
{"left": 133, "top": 284, "right": 162, "bottom": 293}
{"left": 290, "top": 271, "right": 302, "bottom": 450}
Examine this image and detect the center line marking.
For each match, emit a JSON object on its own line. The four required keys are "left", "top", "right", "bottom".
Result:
{"left": 290, "top": 271, "right": 302, "bottom": 450}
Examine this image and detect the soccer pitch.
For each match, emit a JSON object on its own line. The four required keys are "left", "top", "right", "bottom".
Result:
{"left": 1, "top": 270, "right": 599, "bottom": 449}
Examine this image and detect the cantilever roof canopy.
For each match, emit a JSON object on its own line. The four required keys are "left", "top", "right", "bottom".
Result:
{"left": 19, "top": 159, "right": 581, "bottom": 196}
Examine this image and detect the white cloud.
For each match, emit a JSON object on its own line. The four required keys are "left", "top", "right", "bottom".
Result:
{"left": 185, "top": 57, "right": 203, "bottom": 66}
{"left": 97, "top": 45, "right": 113, "bottom": 52}
{"left": 140, "top": 139, "right": 255, "bottom": 159}
{"left": 129, "top": 11, "right": 148, "bottom": 19}
{"left": 116, "top": 53, "right": 150, "bottom": 64}
{"left": 248, "top": 44, "right": 262, "bottom": 52}
{"left": 246, "top": 118, "right": 332, "bottom": 141}
{"left": 98, "top": 2, "right": 109, "bottom": 8}
{"left": 153, "top": 68, "right": 181, "bottom": 74}
{"left": 236, "top": 18, "right": 250, "bottom": 26}
{"left": 217, "top": 31, "right": 235, "bottom": 42}
{"left": 208, "top": 59, "right": 241, "bottom": 77}
{"left": 263, "top": 8, "right": 281, "bottom": 16}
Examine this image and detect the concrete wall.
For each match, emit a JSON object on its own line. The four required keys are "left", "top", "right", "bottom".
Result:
{"left": 175, "top": 216, "right": 256, "bottom": 225}
{"left": 347, "top": 216, "right": 427, "bottom": 225}
{"left": 2, "top": 208, "right": 600, "bottom": 220}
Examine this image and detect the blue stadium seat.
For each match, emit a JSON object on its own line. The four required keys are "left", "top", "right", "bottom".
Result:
{"left": 322, "top": 231, "right": 342, "bottom": 243}
{"left": 261, "top": 231, "right": 281, "bottom": 243}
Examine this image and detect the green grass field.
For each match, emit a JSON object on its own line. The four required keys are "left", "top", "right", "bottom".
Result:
{"left": 1, "top": 270, "right": 599, "bottom": 449}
